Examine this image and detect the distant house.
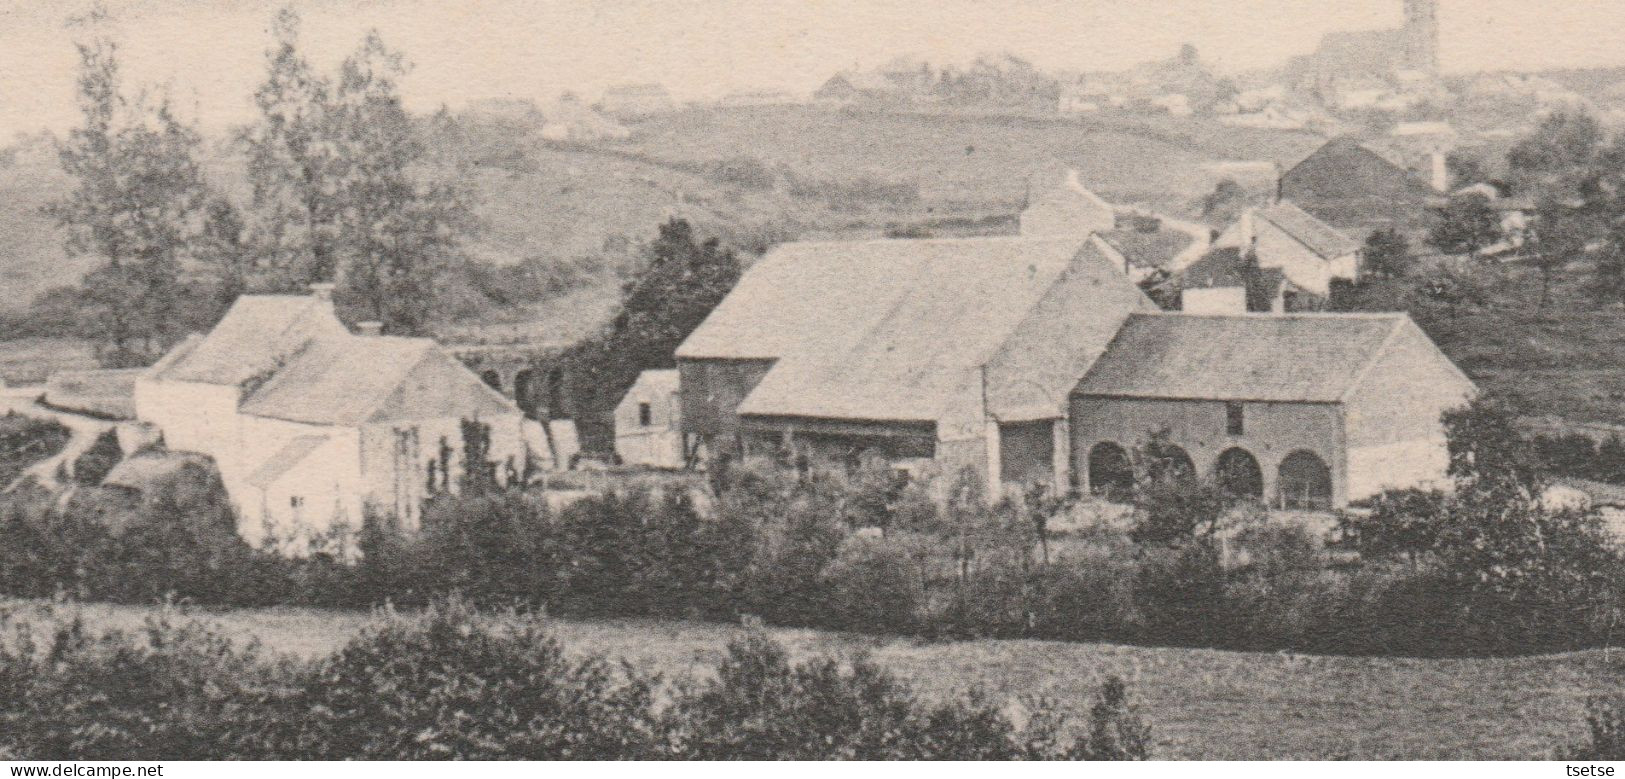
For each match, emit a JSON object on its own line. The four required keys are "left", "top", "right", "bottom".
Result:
{"left": 1215, "top": 201, "right": 1362, "bottom": 297}
{"left": 1279, "top": 137, "right": 1439, "bottom": 239}
{"left": 1176, "top": 247, "right": 1291, "bottom": 315}
{"left": 1019, "top": 170, "right": 1116, "bottom": 237}
{"left": 614, "top": 369, "right": 685, "bottom": 469}
{"left": 597, "top": 83, "right": 677, "bottom": 118}
{"left": 676, "top": 237, "right": 1155, "bottom": 492}
{"left": 814, "top": 71, "right": 905, "bottom": 104}
{"left": 134, "top": 285, "right": 525, "bottom": 551}
{"left": 45, "top": 368, "right": 143, "bottom": 419}
{"left": 1071, "top": 312, "right": 1474, "bottom": 509}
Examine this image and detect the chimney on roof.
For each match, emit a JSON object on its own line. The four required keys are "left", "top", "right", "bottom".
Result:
{"left": 356, "top": 321, "right": 383, "bottom": 337}
{"left": 309, "top": 282, "right": 336, "bottom": 302}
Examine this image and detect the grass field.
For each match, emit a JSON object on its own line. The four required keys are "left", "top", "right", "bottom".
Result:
{"left": 5, "top": 597, "right": 1617, "bottom": 760}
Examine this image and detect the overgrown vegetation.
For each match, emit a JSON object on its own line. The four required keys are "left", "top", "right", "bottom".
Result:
{"left": 0, "top": 414, "right": 70, "bottom": 489}
{"left": 0, "top": 599, "right": 1149, "bottom": 760}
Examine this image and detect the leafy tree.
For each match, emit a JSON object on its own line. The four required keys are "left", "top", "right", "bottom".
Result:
{"left": 1526, "top": 201, "right": 1584, "bottom": 310}
{"left": 568, "top": 219, "right": 742, "bottom": 449}
{"left": 193, "top": 196, "right": 253, "bottom": 317}
{"left": 1361, "top": 228, "right": 1413, "bottom": 280}
{"left": 1441, "top": 391, "right": 1546, "bottom": 496}
{"left": 1508, "top": 110, "right": 1603, "bottom": 193}
{"left": 49, "top": 10, "right": 209, "bottom": 364}
{"left": 1427, "top": 192, "right": 1501, "bottom": 257}
{"left": 243, "top": 8, "right": 340, "bottom": 289}
{"left": 329, "top": 31, "right": 470, "bottom": 334}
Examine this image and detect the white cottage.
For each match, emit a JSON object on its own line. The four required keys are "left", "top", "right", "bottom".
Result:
{"left": 135, "top": 285, "right": 525, "bottom": 550}
{"left": 1215, "top": 201, "right": 1361, "bottom": 297}
{"left": 613, "top": 369, "right": 685, "bottom": 469}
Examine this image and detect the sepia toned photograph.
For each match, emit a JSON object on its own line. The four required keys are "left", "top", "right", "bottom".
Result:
{"left": 0, "top": 0, "right": 1623, "bottom": 764}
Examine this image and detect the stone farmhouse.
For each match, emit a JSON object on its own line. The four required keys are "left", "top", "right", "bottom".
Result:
{"left": 134, "top": 285, "right": 524, "bottom": 549}
{"left": 678, "top": 231, "right": 1474, "bottom": 508}
{"left": 1073, "top": 312, "right": 1472, "bottom": 509}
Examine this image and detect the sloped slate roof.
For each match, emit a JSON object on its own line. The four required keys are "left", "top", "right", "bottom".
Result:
{"left": 1097, "top": 228, "right": 1197, "bottom": 271}
{"left": 1256, "top": 201, "right": 1360, "bottom": 259}
{"left": 1073, "top": 312, "right": 1408, "bottom": 403}
{"left": 1181, "top": 247, "right": 1250, "bottom": 288}
{"left": 245, "top": 435, "right": 330, "bottom": 489}
{"left": 152, "top": 296, "right": 348, "bottom": 386}
{"left": 676, "top": 236, "right": 1091, "bottom": 361}
{"left": 736, "top": 239, "right": 1144, "bottom": 422}
{"left": 240, "top": 336, "right": 518, "bottom": 426}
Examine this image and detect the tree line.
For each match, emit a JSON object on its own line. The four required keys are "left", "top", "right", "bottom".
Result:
{"left": 45, "top": 6, "right": 467, "bottom": 366}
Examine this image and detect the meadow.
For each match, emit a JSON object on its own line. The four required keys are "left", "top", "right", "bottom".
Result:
{"left": 7, "top": 597, "right": 1616, "bottom": 760}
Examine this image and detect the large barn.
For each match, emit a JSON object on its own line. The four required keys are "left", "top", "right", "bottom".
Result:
{"left": 675, "top": 236, "right": 1155, "bottom": 491}
{"left": 1071, "top": 312, "right": 1474, "bottom": 509}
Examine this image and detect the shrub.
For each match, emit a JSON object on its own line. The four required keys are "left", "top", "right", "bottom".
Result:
{"left": 822, "top": 534, "right": 925, "bottom": 632}
{"left": 663, "top": 632, "right": 1146, "bottom": 759}
{"left": 0, "top": 609, "right": 295, "bottom": 760}
{"left": 1578, "top": 695, "right": 1625, "bottom": 760}
{"left": 290, "top": 600, "right": 662, "bottom": 759}
{"left": 0, "top": 414, "right": 70, "bottom": 488}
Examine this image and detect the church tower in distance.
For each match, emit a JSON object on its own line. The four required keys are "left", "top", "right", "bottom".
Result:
{"left": 1402, "top": 0, "right": 1440, "bottom": 73}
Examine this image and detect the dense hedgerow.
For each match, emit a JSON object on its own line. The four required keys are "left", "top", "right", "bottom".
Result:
{"left": 1, "top": 396, "right": 1622, "bottom": 657}
{"left": 0, "top": 600, "right": 1150, "bottom": 760}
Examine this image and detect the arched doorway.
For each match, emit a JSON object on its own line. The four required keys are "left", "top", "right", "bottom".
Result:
{"left": 480, "top": 370, "right": 503, "bottom": 392}
{"left": 1087, "top": 442, "right": 1134, "bottom": 500}
{"left": 1278, "top": 450, "right": 1332, "bottom": 510}
{"left": 1215, "top": 447, "right": 1263, "bottom": 500}
{"left": 514, "top": 369, "right": 537, "bottom": 418}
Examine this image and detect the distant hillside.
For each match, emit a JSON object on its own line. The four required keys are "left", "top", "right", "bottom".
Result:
{"left": 0, "top": 105, "right": 1325, "bottom": 318}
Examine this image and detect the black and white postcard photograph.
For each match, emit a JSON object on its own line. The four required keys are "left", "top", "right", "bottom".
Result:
{"left": 0, "top": 0, "right": 1622, "bottom": 767}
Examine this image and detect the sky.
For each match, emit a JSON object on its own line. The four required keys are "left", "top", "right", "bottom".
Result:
{"left": 0, "top": 0, "right": 1622, "bottom": 137}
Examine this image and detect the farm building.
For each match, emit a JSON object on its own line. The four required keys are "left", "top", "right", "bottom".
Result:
{"left": 614, "top": 369, "right": 685, "bottom": 469}
{"left": 1092, "top": 225, "right": 1203, "bottom": 282}
{"left": 1176, "top": 247, "right": 1292, "bottom": 315}
{"left": 1214, "top": 201, "right": 1361, "bottom": 297}
{"left": 134, "top": 285, "right": 525, "bottom": 550}
{"left": 1071, "top": 312, "right": 1474, "bottom": 509}
{"left": 1279, "top": 137, "right": 1439, "bottom": 239}
{"left": 676, "top": 236, "right": 1156, "bottom": 492}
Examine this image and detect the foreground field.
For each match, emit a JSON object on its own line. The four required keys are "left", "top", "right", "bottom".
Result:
{"left": 5, "top": 598, "right": 1616, "bottom": 760}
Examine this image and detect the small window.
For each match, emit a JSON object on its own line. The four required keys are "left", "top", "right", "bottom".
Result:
{"left": 1226, "top": 402, "right": 1245, "bottom": 436}
{"left": 638, "top": 402, "right": 653, "bottom": 427}
{"left": 289, "top": 495, "right": 305, "bottom": 509}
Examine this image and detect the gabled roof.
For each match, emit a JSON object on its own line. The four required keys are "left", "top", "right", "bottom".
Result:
{"left": 239, "top": 336, "right": 518, "bottom": 427}
{"left": 1073, "top": 312, "right": 1411, "bottom": 403}
{"left": 1181, "top": 247, "right": 1253, "bottom": 289}
{"left": 245, "top": 435, "right": 330, "bottom": 489}
{"left": 734, "top": 239, "right": 1147, "bottom": 422}
{"left": 150, "top": 296, "right": 348, "bottom": 386}
{"left": 676, "top": 236, "right": 1093, "bottom": 361}
{"left": 1254, "top": 201, "right": 1361, "bottom": 259}
{"left": 623, "top": 369, "right": 679, "bottom": 399}
{"left": 1097, "top": 228, "right": 1197, "bottom": 271}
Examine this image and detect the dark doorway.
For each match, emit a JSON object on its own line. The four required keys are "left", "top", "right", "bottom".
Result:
{"left": 1216, "top": 447, "right": 1263, "bottom": 500}
{"left": 1088, "top": 441, "right": 1134, "bottom": 501}
{"left": 1278, "top": 450, "right": 1332, "bottom": 510}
